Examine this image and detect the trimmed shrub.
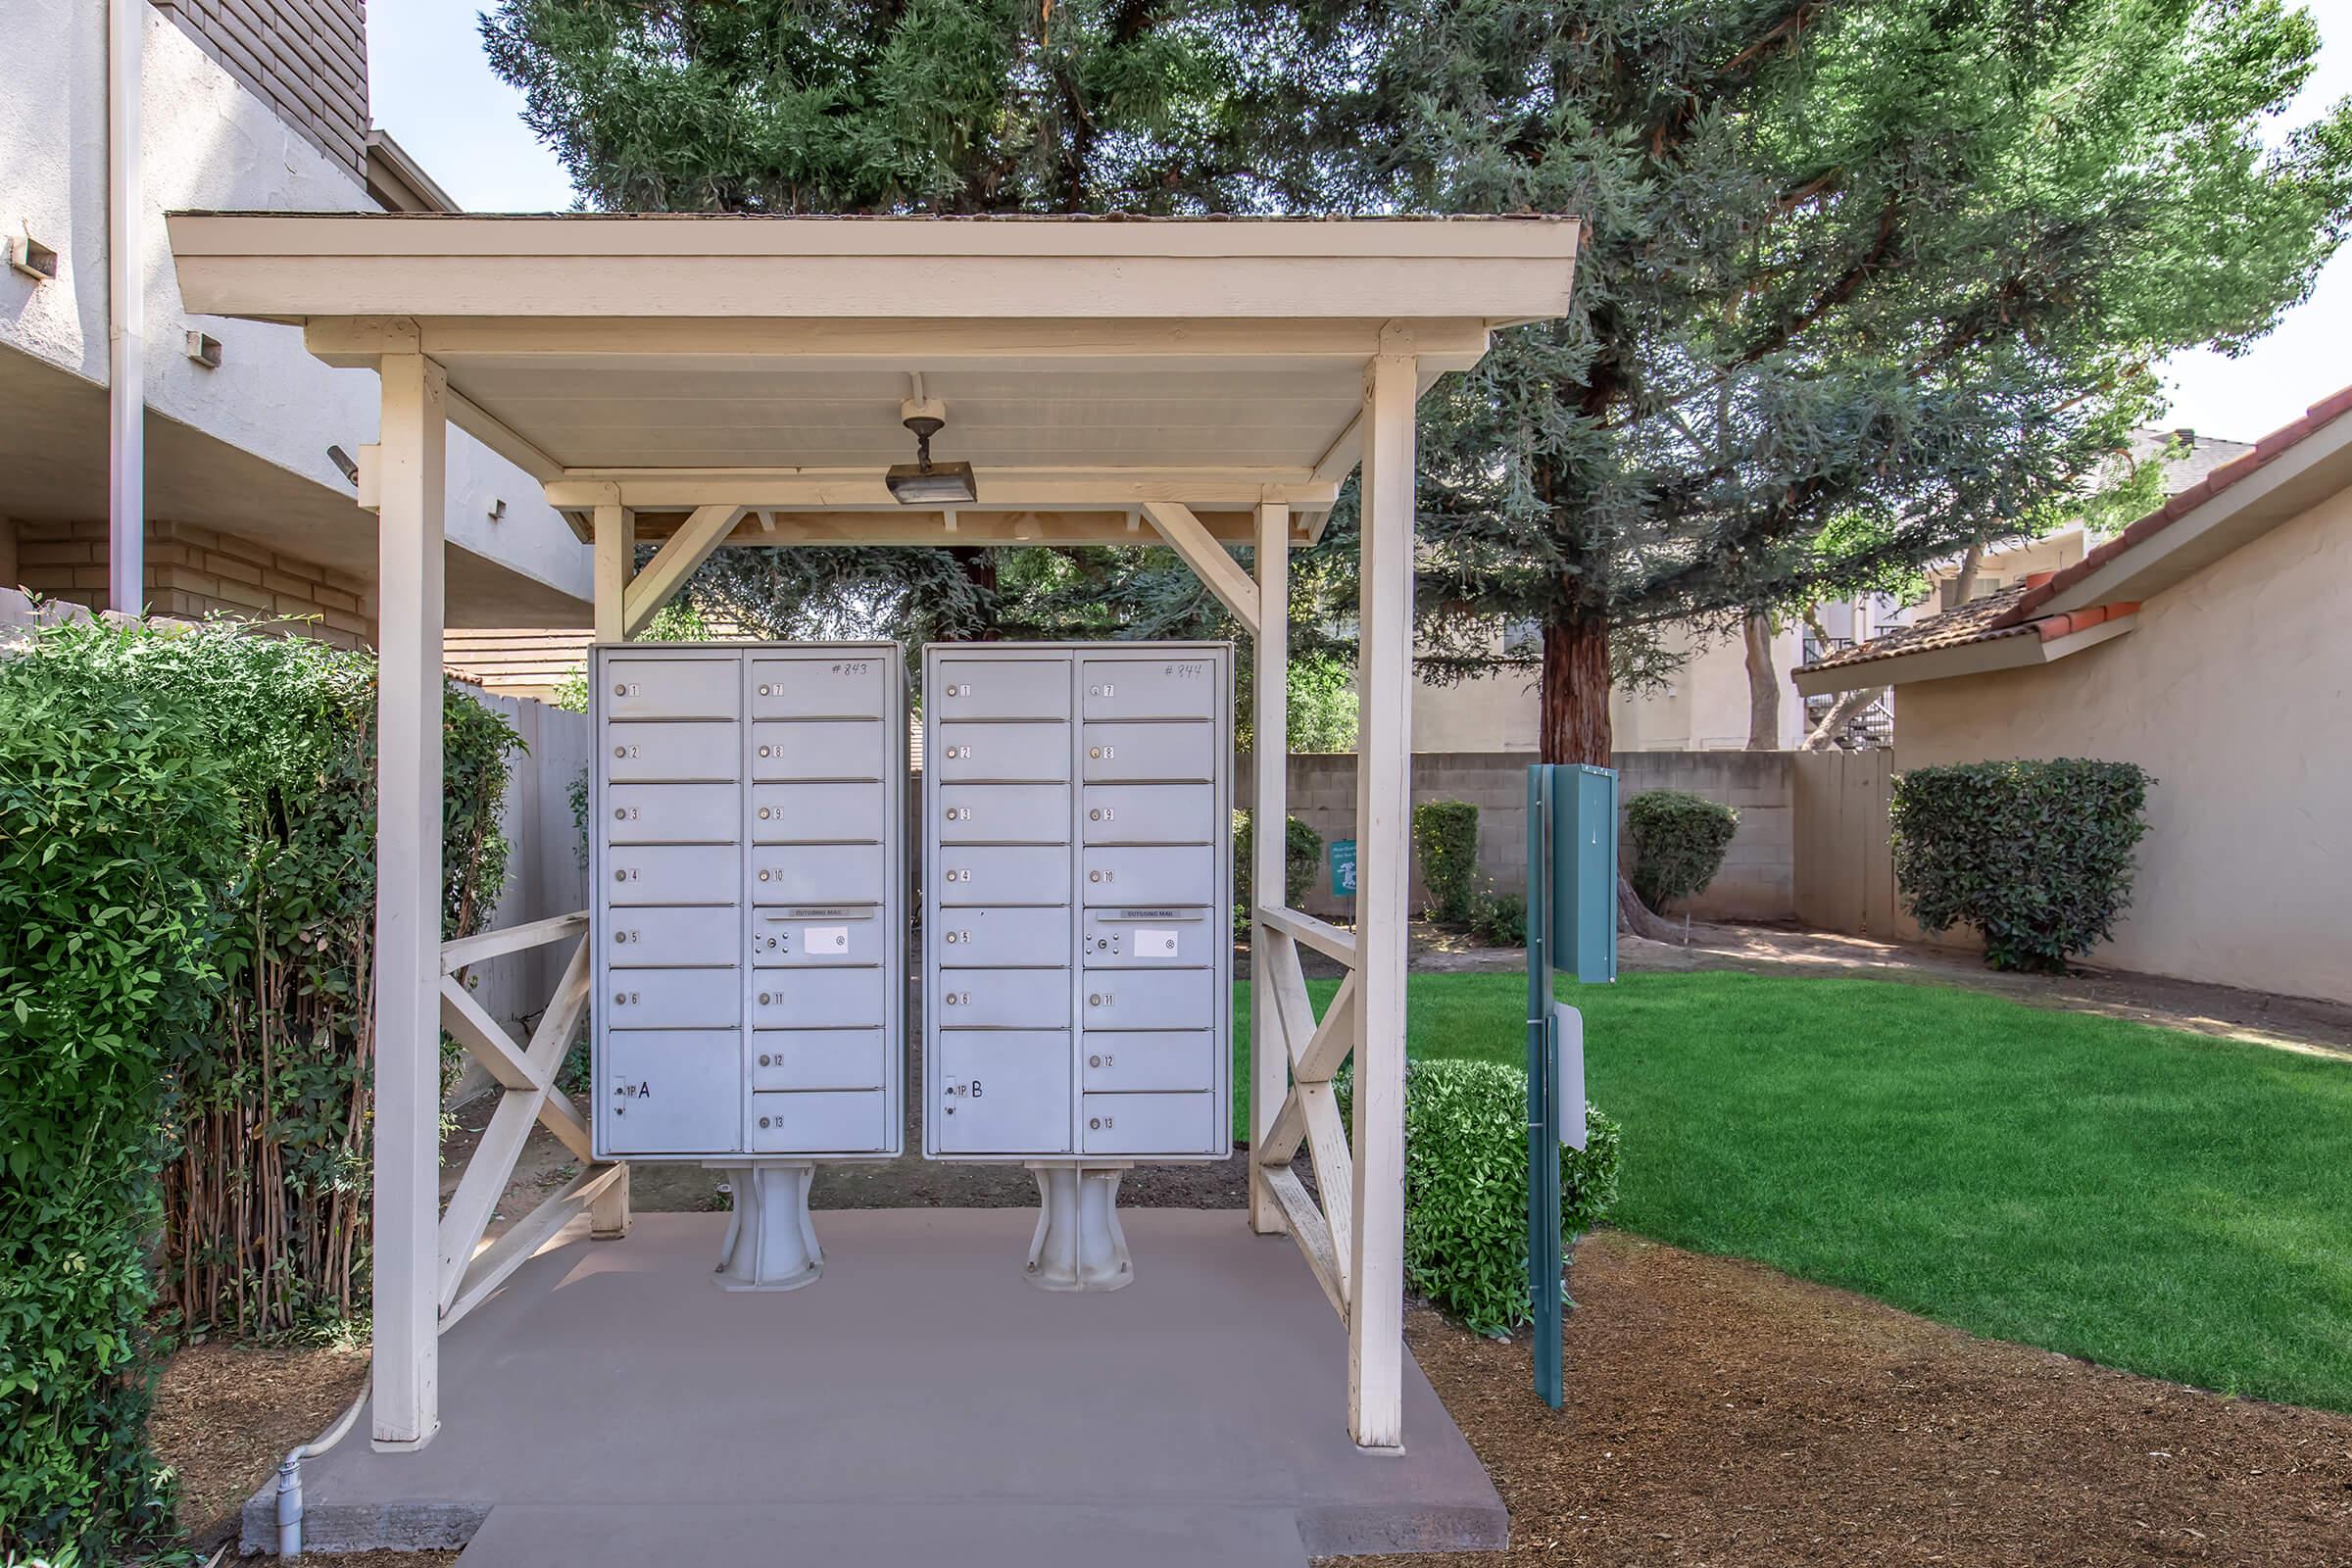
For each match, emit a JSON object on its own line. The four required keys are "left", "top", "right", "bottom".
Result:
{"left": 1891, "top": 758, "right": 2153, "bottom": 973}
{"left": 1468, "top": 886, "right": 1527, "bottom": 948}
{"left": 1625, "top": 789, "right": 1738, "bottom": 912}
{"left": 1234, "top": 808, "right": 1323, "bottom": 915}
{"left": 1414, "top": 800, "right": 1480, "bottom": 924}
{"left": 0, "top": 619, "right": 238, "bottom": 1559}
{"left": 1342, "top": 1060, "right": 1621, "bottom": 1336}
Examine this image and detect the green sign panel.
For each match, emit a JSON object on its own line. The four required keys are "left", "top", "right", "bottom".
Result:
{"left": 1329, "top": 838, "right": 1356, "bottom": 899}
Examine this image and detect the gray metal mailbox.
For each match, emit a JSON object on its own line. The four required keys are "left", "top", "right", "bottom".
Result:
{"left": 921, "top": 642, "right": 1232, "bottom": 1168}
{"left": 591, "top": 643, "right": 905, "bottom": 1165}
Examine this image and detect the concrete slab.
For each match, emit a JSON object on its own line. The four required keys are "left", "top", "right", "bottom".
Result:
{"left": 252, "top": 1210, "right": 1504, "bottom": 1561}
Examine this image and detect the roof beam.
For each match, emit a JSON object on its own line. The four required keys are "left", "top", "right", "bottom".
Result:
{"left": 545, "top": 468, "right": 1340, "bottom": 514}
{"left": 622, "top": 504, "right": 743, "bottom": 637}
{"left": 1142, "top": 501, "right": 1260, "bottom": 637}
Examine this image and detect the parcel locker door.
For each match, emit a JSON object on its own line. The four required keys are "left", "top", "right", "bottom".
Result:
{"left": 607, "top": 906, "right": 737, "bottom": 967}
{"left": 1081, "top": 656, "right": 1220, "bottom": 720}
{"left": 933, "top": 659, "right": 1070, "bottom": 720}
{"left": 937, "top": 906, "right": 1070, "bottom": 967}
{"left": 936, "top": 967, "right": 1071, "bottom": 1029}
{"left": 939, "top": 784, "right": 1069, "bottom": 844}
{"left": 605, "top": 783, "right": 738, "bottom": 843}
{"left": 753, "top": 966, "right": 888, "bottom": 1029}
{"left": 606, "top": 844, "right": 738, "bottom": 906}
{"left": 1081, "top": 908, "right": 1217, "bottom": 968}
{"left": 1082, "top": 846, "right": 1215, "bottom": 907}
{"left": 1082, "top": 1091, "right": 1217, "bottom": 1156}
{"left": 752, "top": 910, "right": 889, "bottom": 967}
{"left": 605, "top": 658, "right": 740, "bottom": 720}
{"left": 933, "top": 1031, "right": 1072, "bottom": 1154}
{"left": 602, "top": 1030, "right": 741, "bottom": 1156}
{"left": 1082, "top": 1031, "right": 1218, "bottom": 1093}
{"left": 932, "top": 722, "right": 1071, "bottom": 783}
{"left": 752, "top": 783, "right": 886, "bottom": 843}
{"left": 752, "top": 1029, "right": 887, "bottom": 1092}
{"left": 606, "top": 720, "right": 739, "bottom": 782}
{"left": 933, "top": 844, "right": 1072, "bottom": 906}
{"left": 752, "top": 843, "right": 888, "bottom": 906}
{"left": 1080, "top": 784, "right": 1215, "bottom": 846}
{"left": 1081, "top": 721, "right": 1212, "bottom": 782}
{"left": 751, "top": 654, "right": 889, "bottom": 718}
{"left": 1080, "top": 967, "right": 1217, "bottom": 1032}
{"left": 604, "top": 969, "right": 741, "bottom": 1030}
{"left": 754, "top": 718, "right": 886, "bottom": 781}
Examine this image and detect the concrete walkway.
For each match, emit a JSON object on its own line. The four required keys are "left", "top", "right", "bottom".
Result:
{"left": 252, "top": 1209, "right": 1505, "bottom": 1565}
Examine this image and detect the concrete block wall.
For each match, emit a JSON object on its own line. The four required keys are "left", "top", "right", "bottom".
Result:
{"left": 1261, "top": 748, "right": 1796, "bottom": 925}
{"left": 14, "top": 518, "right": 377, "bottom": 649}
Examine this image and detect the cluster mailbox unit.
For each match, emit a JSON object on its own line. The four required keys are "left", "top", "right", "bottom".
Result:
{"left": 924, "top": 642, "right": 1234, "bottom": 1290}
{"left": 591, "top": 642, "right": 906, "bottom": 1289}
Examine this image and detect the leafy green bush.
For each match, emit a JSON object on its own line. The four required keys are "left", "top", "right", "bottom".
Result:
{"left": 1468, "top": 887, "right": 1527, "bottom": 948}
{"left": 1234, "top": 808, "right": 1323, "bottom": 914}
{"left": 1413, "top": 801, "right": 1480, "bottom": 924}
{"left": 1891, "top": 759, "right": 2153, "bottom": 973}
{"left": 0, "top": 619, "right": 238, "bottom": 1559}
{"left": 1340, "top": 1059, "right": 1620, "bottom": 1335}
{"left": 1625, "top": 789, "right": 1738, "bottom": 912}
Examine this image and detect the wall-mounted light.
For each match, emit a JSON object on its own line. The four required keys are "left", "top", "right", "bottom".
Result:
{"left": 8, "top": 233, "right": 58, "bottom": 282}
{"left": 327, "top": 445, "right": 360, "bottom": 485}
{"left": 185, "top": 330, "right": 222, "bottom": 368}
{"left": 884, "top": 397, "right": 977, "bottom": 505}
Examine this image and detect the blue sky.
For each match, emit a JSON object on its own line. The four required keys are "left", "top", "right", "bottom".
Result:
{"left": 370, "top": 0, "right": 2351, "bottom": 443}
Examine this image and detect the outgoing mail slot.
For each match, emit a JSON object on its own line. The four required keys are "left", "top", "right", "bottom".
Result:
{"left": 938, "top": 906, "right": 1069, "bottom": 967}
{"left": 602, "top": 1030, "right": 741, "bottom": 1156}
{"left": 1082, "top": 657, "right": 1219, "bottom": 720}
{"left": 1081, "top": 908, "right": 1213, "bottom": 968}
{"left": 1082, "top": 1031, "right": 1216, "bottom": 1093}
{"left": 606, "top": 719, "right": 739, "bottom": 782}
{"left": 752, "top": 965, "right": 887, "bottom": 1029}
{"left": 753, "top": 909, "right": 885, "bottom": 966}
{"left": 752, "top": 1029, "right": 886, "bottom": 1092}
{"left": 605, "top": 783, "right": 738, "bottom": 843}
{"left": 933, "top": 844, "right": 1071, "bottom": 906}
{"left": 1080, "top": 783, "right": 1215, "bottom": 846}
{"left": 936, "top": 967, "right": 1070, "bottom": 1029}
{"left": 752, "top": 782, "right": 886, "bottom": 843}
{"left": 939, "top": 783, "right": 1069, "bottom": 844}
{"left": 753, "top": 843, "right": 886, "bottom": 906}
{"left": 605, "top": 658, "right": 739, "bottom": 720}
{"left": 932, "top": 721, "right": 1070, "bottom": 783}
{"left": 751, "top": 654, "right": 888, "bottom": 718}
{"left": 1080, "top": 721, "right": 1211, "bottom": 783}
{"left": 933, "top": 659, "right": 1069, "bottom": 720}
{"left": 604, "top": 967, "right": 741, "bottom": 1030}
{"left": 1080, "top": 967, "right": 1216, "bottom": 1031}
{"left": 753, "top": 1089, "right": 887, "bottom": 1153}
{"left": 1083, "top": 845, "right": 1214, "bottom": 907}
{"left": 607, "top": 905, "right": 737, "bottom": 967}
{"left": 933, "top": 1031, "right": 1071, "bottom": 1154}
{"left": 606, "top": 843, "right": 738, "bottom": 906}
{"left": 753, "top": 718, "right": 885, "bottom": 781}
{"left": 1082, "top": 1091, "right": 1217, "bottom": 1156}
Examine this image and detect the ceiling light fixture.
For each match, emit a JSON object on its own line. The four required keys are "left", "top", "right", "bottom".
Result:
{"left": 884, "top": 397, "right": 977, "bottom": 505}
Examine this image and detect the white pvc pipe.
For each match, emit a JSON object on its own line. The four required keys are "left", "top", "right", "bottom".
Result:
{"left": 107, "top": 0, "right": 143, "bottom": 615}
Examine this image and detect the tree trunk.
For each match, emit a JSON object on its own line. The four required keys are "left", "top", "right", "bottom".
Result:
{"left": 1540, "top": 613, "right": 1679, "bottom": 941}
{"left": 1742, "top": 611, "right": 1779, "bottom": 750}
{"left": 1802, "top": 684, "right": 1886, "bottom": 751}
{"left": 1951, "top": 539, "right": 1984, "bottom": 605}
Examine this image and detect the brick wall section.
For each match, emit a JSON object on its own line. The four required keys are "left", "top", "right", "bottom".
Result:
{"left": 152, "top": 0, "right": 369, "bottom": 175}
{"left": 1263, "top": 749, "right": 1796, "bottom": 924}
{"left": 15, "top": 519, "right": 376, "bottom": 649}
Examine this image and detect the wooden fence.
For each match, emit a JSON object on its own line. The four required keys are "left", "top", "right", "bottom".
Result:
{"left": 1791, "top": 749, "right": 1897, "bottom": 937}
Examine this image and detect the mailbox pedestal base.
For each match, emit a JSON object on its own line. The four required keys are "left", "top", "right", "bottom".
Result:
{"left": 710, "top": 1162, "right": 823, "bottom": 1292}
{"left": 1023, "top": 1161, "right": 1134, "bottom": 1292}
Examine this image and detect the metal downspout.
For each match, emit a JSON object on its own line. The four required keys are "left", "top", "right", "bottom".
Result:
{"left": 107, "top": 0, "right": 143, "bottom": 614}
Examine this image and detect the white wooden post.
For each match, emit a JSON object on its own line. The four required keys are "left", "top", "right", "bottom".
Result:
{"left": 587, "top": 500, "right": 633, "bottom": 1237}
{"left": 1348, "top": 333, "right": 1416, "bottom": 1450}
{"left": 372, "top": 352, "right": 447, "bottom": 1450}
{"left": 1250, "top": 499, "right": 1291, "bottom": 1237}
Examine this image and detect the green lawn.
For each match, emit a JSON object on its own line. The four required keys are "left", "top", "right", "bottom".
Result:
{"left": 1232, "top": 969, "right": 2352, "bottom": 1412}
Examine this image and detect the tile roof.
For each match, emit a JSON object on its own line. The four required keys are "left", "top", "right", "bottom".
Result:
{"left": 1802, "top": 583, "right": 2039, "bottom": 674}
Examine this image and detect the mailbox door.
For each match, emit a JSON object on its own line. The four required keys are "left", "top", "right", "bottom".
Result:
{"left": 933, "top": 659, "right": 1070, "bottom": 720}
{"left": 604, "top": 657, "right": 740, "bottom": 720}
{"left": 604, "top": 968, "right": 740, "bottom": 1031}
{"left": 751, "top": 656, "right": 890, "bottom": 719}
{"left": 753, "top": 718, "right": 886, "bottom": 782}
{"left": 937, "top": 906, "right": 1070, "bottom": 968}
{"left": 1080, "top": 909, "right": 1217, "bottom": 968}
{"left": 753, "top": 1090, "right": 887, "bottom": 1153}
{"left": 1081, "top": 721, "right": 1212, "bottom": 782}
{"left": 1081, "top": 846, "right": 1214, "bottom": 907}
{"left": 606, "top": 843, "right": 738, "bottom": 906}
{"left": 1082, "top": 1031, "right": 1217, "bottom": 1094}
{"left": 933, "top": 844, "right": 1072, "bottom": 906}
{"left": 751, "top": 911, "right": 889, "bottom": 967}
{"left": 606, "top": 905, "right": 737, "bottom": 968}
{"left": 933, "top": 1031, "right": 1072, "bottom": 1154}
{"left": 752, "top": 1029, "right": 887, "bottom": 1092}
{"left": 1080, "top": 783, "right": 1215, "bottom": 846}
{"left": 606, "top": 720, "right": 738, "bottom": 782}
{"left": 751, "top": 783, "right": 885, "bottom": 843}
{"left": 603, "top": 1030, "right": 741, "bottom": 1155}
{"left": 939, "top": 783, "right": 1070, "bottom": 844}
{"left": 751, "top": 843, "right": 887, "bottom": 906}
{"left": 1080, "top": 967, "right": 1216, "bottom": 1032}
{"left": 1080, "top": 656, "right": 1220, "bottom": 720}
{"left": 1082, "top": 1091, "right": 1216, "bottom": 1155}
{"left": 936, "top": 967, "right": 1071, "bottom": 1029}
{"left": 752, "top": 965, "right": 887, "bottom": 1030}
{"left": 932, "top": 721, "right": 1071, "bottom": 783}
{"left": 605, "top": 783, "right": 739, "bottom": 843}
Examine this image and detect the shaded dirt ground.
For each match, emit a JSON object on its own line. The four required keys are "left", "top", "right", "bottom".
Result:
{"left": 151, "top": 1230, "right": 2352, "bottom": 1567}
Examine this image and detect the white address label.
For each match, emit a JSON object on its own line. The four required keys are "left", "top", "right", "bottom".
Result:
{"left": 1135, "top": 927, "right": 1180, "bottom": 958}
{"left": 805, "top": 925, "right": 850, "bottom": 955}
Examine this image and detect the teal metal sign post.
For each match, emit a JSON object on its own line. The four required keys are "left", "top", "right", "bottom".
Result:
{"left": 1525, "top": 763, "right": 1616, "bottom": 1409}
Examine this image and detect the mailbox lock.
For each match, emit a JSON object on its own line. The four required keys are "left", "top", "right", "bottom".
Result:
{"left": 1089, "top": 870, "right": 1102, "bottom": 883}
{"left": 760, "top": 868, "right": 772, "bottom": 882}
{"left": 1088, "top": 993, "right": 1103, "bottom": 1007}
{"left": 759, "top": 684, "right": 771, "bottom": 696}
{"left": 759, "top": 1116, "right": 772, "bottom": 1129}
{"left": 613, "top": 930, "right": 632, "bottom": 944}
{"left": 613, "top": 808, "right": 629, "bottom": 821}
{"left": 1089, "top": 1054, "right": 1102, "bottom": 1068}
{"left": 612, "top": 683, "right": 628, "bottom": 697}
{"left": 759, "top": 992, "right": 772, "bottom": 1005}
{"left": 945, "top": 930, "right": 960, "bottom": 944}
{"left": 612, "top": 746, "right": 628, "bottom": 759}
{"left": 1088, "top": 747, "right": 1101, "bottom": 759}
{"left": 612, "top": 869, "right": 627, "bottom": 882}
{"left": 759, "top": 745, "right": 772, "bottom": 758}
{"left": 759, "top": 1054, "right": 772, "bottom": 1067}
{"left": 759, "top": 807, "right": 771, "bottom": 819}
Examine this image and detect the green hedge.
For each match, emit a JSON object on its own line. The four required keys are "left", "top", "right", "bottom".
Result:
{"left": 1891, "top": 759, "right": 2152, "bottom": 973}
{"left": 0, "top": 620, "right": 238, "bottom": 1559}
{"left": 1413, "top": 801, "right": 1480, "bottom": 924}
{"left": 1625, "top": 788, "right": 1738, "bottom": 912}
{"left": 1234, "top": 808, "right": 1323, "bottom": 914}
{"left": 1343, "top": 1059, "right": 1621, "bottom": 1335}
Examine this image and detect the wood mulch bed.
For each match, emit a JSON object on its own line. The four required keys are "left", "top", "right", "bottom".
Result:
{"left": 1353, "top": 1232, "right": 2352, "bottom": 1567}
